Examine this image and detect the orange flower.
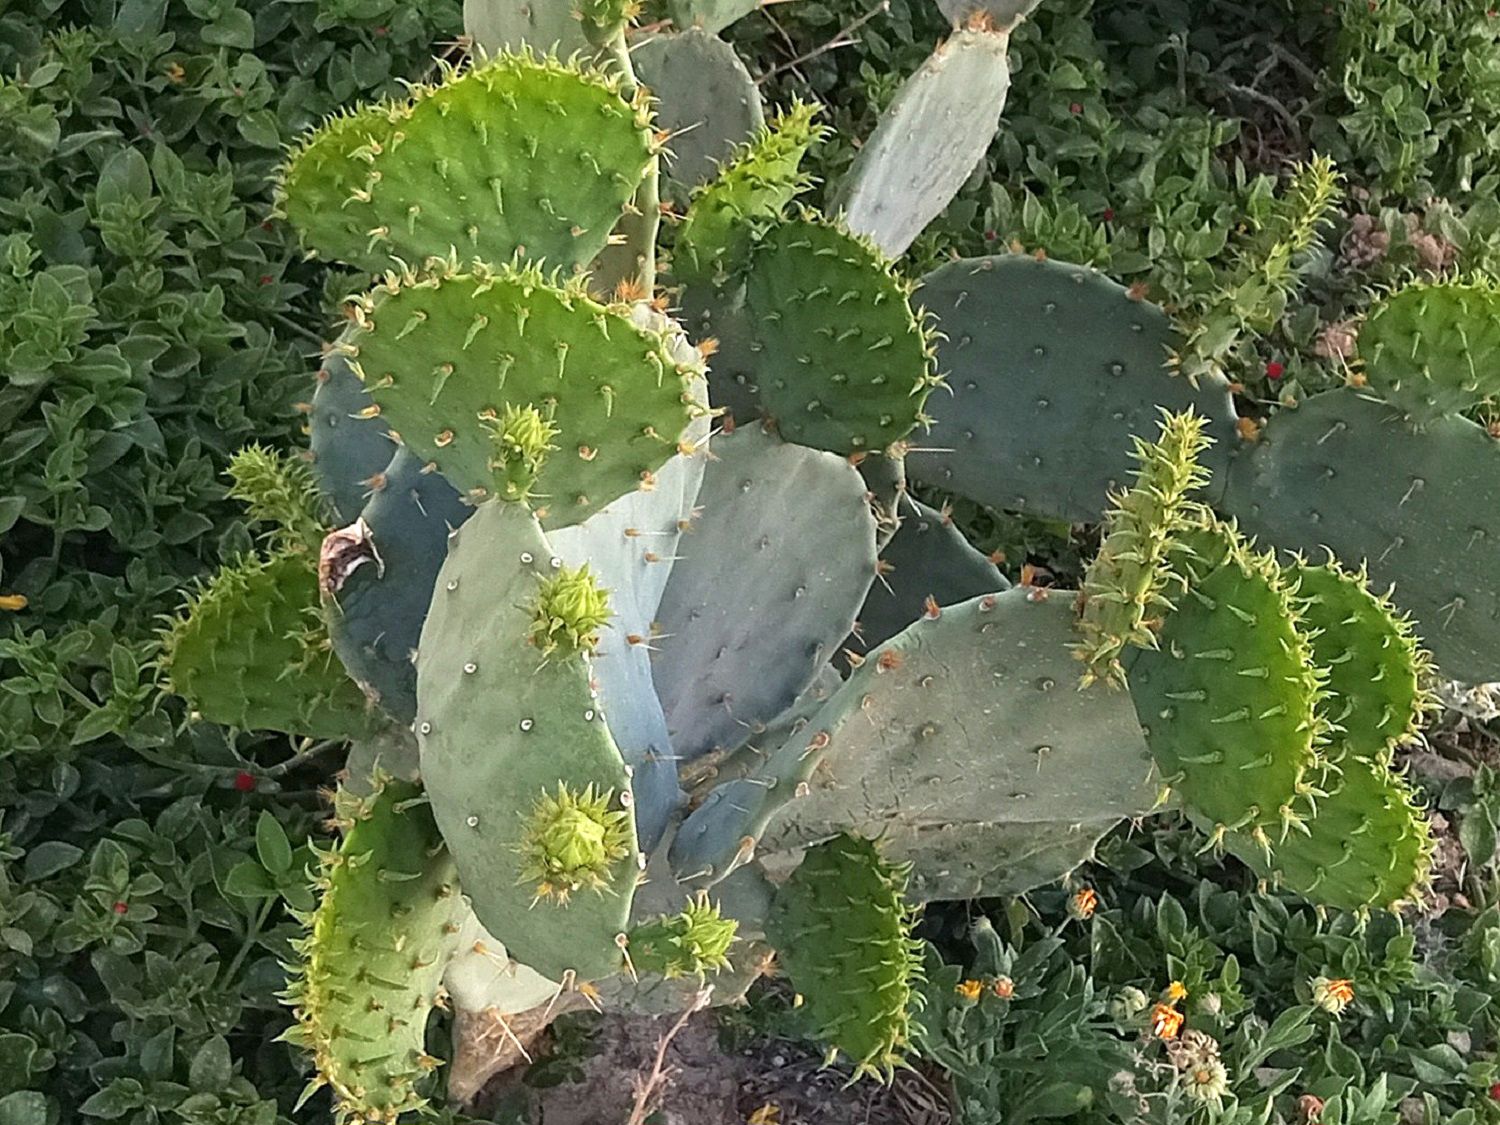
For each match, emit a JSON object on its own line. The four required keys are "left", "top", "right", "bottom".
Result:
{"left": 955, "top": 979, "right": 984, "bottom": 1001}
{"left": 0, "top": 594, "right": 26, "bottom": 611}
{"left": 747, "top": 1105, "right": 781, "bottom": 1125}
{"left": 1068, "top": 887, "right": 1099, "bottom": 920}
{"left": 992, "top": 976, "right": 1015, "bottom": 999}
{"left": 1311, "top": 976, "right": 1354, "bottom": 1015}
{"left": 1151, "top": 1003, "right": 1184, "bottom": 1040}
{"left": 1165, "top": 980, "right": 1188, "bottom": 1003}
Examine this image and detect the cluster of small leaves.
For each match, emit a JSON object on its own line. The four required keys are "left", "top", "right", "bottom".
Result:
{"left": 0, "top": 0, "right": 458, "bottom": 1120}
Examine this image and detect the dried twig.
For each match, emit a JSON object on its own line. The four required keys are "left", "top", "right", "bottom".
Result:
{"left": 624, "top": 989, "right": 713, "bottom": 1125}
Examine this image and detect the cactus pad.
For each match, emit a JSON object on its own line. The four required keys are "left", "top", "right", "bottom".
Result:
{"left": 652, "top": 421, "right": 878, "bottom": 762}
{"left": 1282, "top": 558, "right": 1429, "bottom": 759}
{"left": 759, "top": 590, "right": 1158, "bottom": 868}
{"left": 1228, "top": 753, "right": 1433, "bottom": 913}
{"left": 905, "top": 255, "right": 1240, "bottom": 524}
{"left": 626, "top": 892, "right": 739, "bottom": 978}
{"left": 633, "top": 30, "right": 763, "bottom": 204}
{"left": 307, "top": 352, "right": 396, "bottom": 525}
{"left": 1125, "top": 521, "right": 1325, "bottom": 847}
{"left": 744, "top": 216, "right": 937, "bottom": 454}
{"left": 1075, "top": 410, "right": 1214, "bottom": 687}
{"left": 848, "top": 498, "right": 1008, "bottom": 659}
{"left": 278, "top": 54, "right": 654, "bottom": 274}
{"left": 661, "top": 0, "right": 761, "bottom": 35}
{"left": 281, "top": 779, "right": 466, "bottom": 1124}
{"left": 463, "top": 0, "right": 590, "bottom": 56}
{"left": 839, "top": 25, "right": 1012, "bottom": 258}
{"left": 1219, "top": 388, "right": 1500, "bottom": 679}
{"left": 323, "top": 449, "right": 473, "bottom": 723}
{"left": 1359, "top": 278, "right": 1500, "bottom": 425}
{"left": 674, "top": 101, "right": 826, "bottom": 281}
{"left": 162, "top": 551, "right": 378, "bottom": 740}
{"left": 340, "top": 262, "right": 707, "bottom": 526}
{"left": 416, "top": 500, "right": 639, "bottom": 981}
{"left": 765, "top": 835, "right": 924, "bottom": 1081}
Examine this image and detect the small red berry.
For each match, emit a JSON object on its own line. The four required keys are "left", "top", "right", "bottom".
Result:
{"left": 1489, "top": 1082, "right": 1500, "bottom": 1100}
{"left": 1070, "top": 102, "right": 1083, "bottom": 115}
{"left": 112, "top": 901, "right": 128, "bottom": 916}
{"left": 259, "top": 275, "right": 273, "bottom": 286}
{"left": 374, "top": 24, "right": 388, "bottom": 35}
{"left": 984, "top": 229, "right": 998, "bottom": 242}
{"left": 233, "top": 771, "right": 256, "bottom": 793}
{"left": 1103, "top": 208, "right": 1116, "bottom": 222}
{"left": 1266, "top": 361, "right": 1286, "bottom": 380}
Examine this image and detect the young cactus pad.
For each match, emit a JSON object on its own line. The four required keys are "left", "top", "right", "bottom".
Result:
{"left": 277, "top": 53, "right": 655, "bottom": 275}
{"left": 338, "top": 261, "right": 707, "bottom": 526}
{"left": 756, "top": 589, "right": 1159, "bottom": 898}
{"left": 1125, "top": 520, "right": 1326, "bottom": 847}
{"left": 162, "top": 550, "right": 378, "bottom": 741}
{"left": 904, "top": 254, "right": 1239, "bottom": 525}
{"left": 1075, "top": 409, "right": 1214, "bottom": 687}
{"left": 281, "top": 779, "right": 467, "bottom": 1125}
{"left": 1226, "top": 752, "right": 1434, "bottom": 913}
{"left": 626, "top": 892, "right": 739, "bottom": 978}
{"left": 744, "top": 216, "right": 938, "bottom": 455}
{"left": 673, "top": 101, "right": 828, "bottom": 281}
{"left": 1219, "top": 388, "right": 1500, "bottom": 679}
{"left": 415, "top": 500, "right": 639, "bottom": 981}
{"left": 1281, "top": 557, "right": 1429, "bottom": 760}
{"left": 765, "top": 834, "right": 925, "bottom": 1082}
{"left": 1359, "top": 278, "right": 1500, "bottom": 425}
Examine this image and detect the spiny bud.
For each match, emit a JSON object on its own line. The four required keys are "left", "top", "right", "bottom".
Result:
{"left": 528, "top": 564, "right": 612, "bottom": 659}
{"left": 627, "top": 892, "right": 739, "bottom": 979}
{"left": 484, "top": 403, "right": 559, "bottom": 502}
{"left": 518, "top": 783, "right": 632, "bottom": 904}
{"left": 226, "top": 443, "right": 329, "bottom": 552}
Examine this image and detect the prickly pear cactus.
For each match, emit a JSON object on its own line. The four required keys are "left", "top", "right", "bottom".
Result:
{"left": 247, "top": 17, "right": 1460, "bottom": 1110}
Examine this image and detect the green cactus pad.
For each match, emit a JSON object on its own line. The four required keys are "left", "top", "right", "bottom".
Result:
{"left": 744, "top": 216, "right": 937, "bottom": 454}
{"left": 162, "top": 551, "right": 378, "bottom": 740}
{"left": 652, "top": 421, "right": 878, "bottom": 764}
{"left": 1219, "top": 388, "right": 1500, "bottom": 679}
{"left": 281, "top": 779, "right": 467, "bottom": 1125}
{"left": 307, "top": 351, "right": 397, "bottom": 525}
{"left": 626, "top": 892, "right": 739, "bottom": 978}
{"left": 416, "top": 499, "right": 639, "bottom": 981}
{"left": 838, "top": 25, "right": 1011, "bottom": 258}
{"left": 749, "top": 590, "right": 1158, "bottom": 893}
{"left": 339, "top": 262, "right": 707, "bottom": 526}
{"left": 633, "top": 30, "right": 764, "bottom": 204}
{"left": 1282, "top": 558, "right": 1430, "bottom": 760}
{"left": 674, "top": 102, "right": 826, "bottom": 281}
{"left": 905, "top": 254, "right": 1240, "bottom": 525}
{"left": 277, "top": 54, "right": 654, "bottom": 274}
{"left": 1075, "top": 410, "right": 1214, "bottom": 688}
{"left": 1125, "top": 520, "right": 1326, "bottom": 847}
{"left": 1227, "top": 753, "right": 1434, "bottom": 913}
{"left": 765, "top": 835, "right": 925, "bottom": 1081}
{"left": 1360, "top": 278, "right": 1500, "bottom": 425}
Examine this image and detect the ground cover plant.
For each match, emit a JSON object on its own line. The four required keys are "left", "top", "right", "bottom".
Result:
{"left": 2, "top": 0, "right": 1500, "bottom": 1123}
